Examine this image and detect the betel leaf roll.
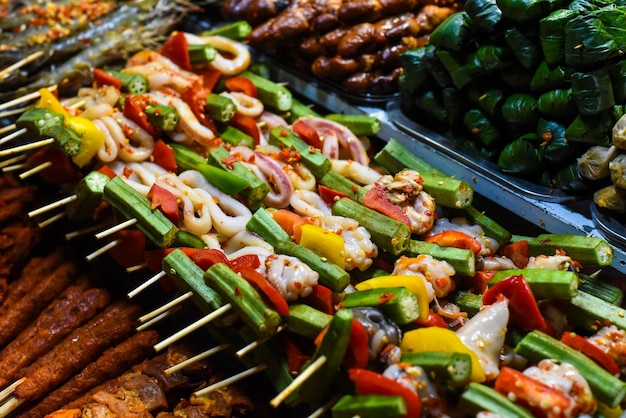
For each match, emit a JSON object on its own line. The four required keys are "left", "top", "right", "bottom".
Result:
{"left": 441, "top": 86, "right": 468, "bottom": 124}
{"left": 549, "top": 162, "right": 593, "bottom": 193}
{"left": 594, "top": 184, "right": 626, "bottom": 213}
{"left": 609, "top": 59, "right": 626, "bottom": 103}
{"left": 464, "top": 0, "right": 503, "bottom": 31}
{"left": 530, "top": 60, "right": 573, "bottom": 92}
{"left": 414, "top": 90, "right": 448, "bottom": 124}
{"left": 537, "top": 88, "right": 576, "bottom": 119}
{"left": 505, "top": 27, "right": 542, "bottom": 69}
{"left": 593, "top": 5, "right": 626, "bottom": 48}
{"left": 500, "top": 66, "right": 534, "bottom": 90}
{"left": 565, "top": 111, "right": 613, "bottom": 145}
{"left": 468, "top": 83, "right": 505, "bottom": 117}
{"left": 537, "top": 119, "right": 579, "bottom": 163}
{"left": 539, "top": 9, "right": 580, "bottom": 65}
{"left": 564, "top": 13, "right": 621, "bottom": 69}
{"left": 497, "top": 137, "right": 544, "bottom": 175}
{"left": 571, "top": 68, "right": 615, "bottom": 116}
{"left": 428, "top": 12, "right": 477, "bottom": 51}
{"left": 577, "top": 145, "right": 618, "bottom": 179}
{"left": 464, "top": 108, "right": 500, "bottom": 145}
{"left": 467, "top": 45, "right": 514, "bottom": 76}
{"left": 496, "top": 0, "right": 565, "bottom": 22}
{"left": 436, "top": 49, "right": 472, "bottom": 89}
{"left": 398, "top": 47, "right": 434, "bottom": 92}
{"left": 501, "top": 93, "right": 540, "bottom": 127}
{"left": 610, "top": 153, "right": 626, "bottom": 188}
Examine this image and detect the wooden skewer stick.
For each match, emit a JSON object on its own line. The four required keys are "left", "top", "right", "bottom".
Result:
{"left": 0, "top": 137, "right": 54, "bottom": 158}
{"left": 127, "top": 270, "right": 166, "bottom": 298}
{"left": 270, "top": 355, "right": 327, "bottom": 408}
{"left": 65, "top": 223, "right": 108, "bottom": 241}
{"left": 94, "top": 218, "right": 137, "bottom": 240}
{"left": 85, "top": 239, "right": 120, "bottom": 262}
{"left": 0, "top": 154, "right": 27, "bottom": 169}
{"left": 194, "top": 364, "right": 268, "bottom": 397}
{"left": 0, "top": 85, "right": 55, "bottom": 112}
{"left": 37, "top": 212, "right": 65, "bottom": 228}
{"left": 154, "top": 304, "right": 232, "bottom": 352}
{"left": 0, "top": 378, "right": 25, "bottom": 406}
{"left": 0, "top": 127, "right": 26, "bottom": 146}
{"left": 235, "top": 324, "right": 287, "bottom": 359}
{"left": 165, "top": 344, "right": 230, "bottom": 375}
{"left": 139, "top": 291, "right": 193, "bottom": 323}
{"left": 126, "top": 263, "right": 147, "bottom": 273}
{"left": 19, "top": 160, "right": 52, "bottom": 180}
{"left": 307, "top": 395, "right": 341, "bottom": 418}
{"left": 136, "top": 306, "right": 181, "bottom": 332}
{"left": 2, "top": 163, "right": 27, "bottom": 173}
{"left": 0, "top": 124, "right": 16, "bottom": 135}
{"left": 0, "top": 395, "right": 23, "bottom": 418}
{"left": 28, "top": 195, "right": 78, "bottom": 218}
{"left": 0, "top": 106, "right": 29, "bottom": 119}
{"left": 0, "top": 50, "right": 45, "bottom": 81}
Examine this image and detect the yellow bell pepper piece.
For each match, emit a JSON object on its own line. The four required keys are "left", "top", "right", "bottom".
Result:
{"left": 597, "top": 402, "right": 624, "bottom": 418}
{"left": 37, "top": 88, "right": 70, "bottom": 118}
{"left": 299, "top": 223, "right": 345, "bottom": 267}
{"left": 401, "top": 327, "right": 486, "bottom": 383}
{"left": 64, "top": 116, "right": 105, "bottom": 168}
{"left": 355, "top": 275, "right": 429, "bottom": 321}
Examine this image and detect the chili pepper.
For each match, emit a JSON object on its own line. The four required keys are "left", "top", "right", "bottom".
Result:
{"left": 147, "top": 183, "right": 179, "bottom": 224}
{"left": 236, "top": 264, "right": 290, "bottom": 316}
{"left": 122, "top": 94, "right": 157, "bottom": 137}
{"left": 499, "top": 239, "right": 530, "bottom": 268}
{"left": 345, "top": 319, "right": 370, "bottom": 369}
{"left": 414, "top": 310, "right": 448, "bottom": 328}
{"left": 150, "top": 139, "right": 177, "bottom": 172}
{"left": 159, "top": 31, "right": 192, "bottom": 71}
{"left": 483, "top": 275, "right": 552, "bottom": 334}
{"left": 299, "top": 223, "right": 345, "bottom": 267}
{"left": 228, "top": 112, "right": 260, "bottom": 145}
{"left": 293, "top": 119, "right": 322, "bottom": 149}
{"left": 494, "top": 367, "right": 572, "bottom": 418}
{"left": 560, "top": 331, "right": 621, "bottom": 376}
{"left": 303, "top": 284, "right": 335, "bottom": 315}
{"left": 347, "top": 368, "right": 421, "bottom": 418}
{"left": 361, "top": 182, "right": 411, "bottom": 228}
{"left": 225, "top": 76, "right": 258, "bottom": 98}
{"left": 107, "top": 229, "right": 147, "bottom": 268}
{"left": 318, "top": 184, "right": 351, "bottom": 205}
{"left": 93, "top": 68, "right": 122, "bottom": 90}
{"left": 424, "top": 230, "right": 483, "bottom": 255}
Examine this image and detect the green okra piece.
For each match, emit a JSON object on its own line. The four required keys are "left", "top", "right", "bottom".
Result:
{"left": 188, "top": 43, "right": 217, "bottom": 63}
{"left": 204, "top": 263, "right": 282, "bottom": 338}
{"left": 207, "top": 147, "right": 269, "bottom": 207}
{"left": 511, "top": 233, "right": 613, "bottom": 267}
{"left": 374, "top": 138, "right": 474, "bottom": 208}
{"left": 201, "top": 20, "right": 253, "bottom": 40}
{"left": 341, "top": 286, "right": 420, "bottom": 324}
{"left": 450, "top": 205, "right": 512, "bottom": 246}
{"left": 567, "top": 290, "right": 626, "bottom": 332}
{"left": 172, "top": 230, "right": 206, "bottom": 249}
{"left": 217, "top": 125, "right": 254, "bottom": 147}
{"left": 446, "top": 290, "right": 482, "bottom": 317}
{"left": 319, "top": 170, "right": 366, "bottom": 202}
{"left": 238, "top": 70, "right": 293, "bottom": 112}
{"left": 144, "top": 104, "right": 179, "bottom": 132}
{"left": 246, "top": 207, "right": 291, "bottom": 247}
{"left": 459, "top": 382, "right": 534, "bottom": 418}
{"left": 16, "top": 108, "right": 64, "bottom": 136}
{"left": 489, "top": 269, "right": 579, "bottom": 300}
{"left": 283, "top": 303, "right": 332, "bottom": 340}
{"left": 287, "top": 97, "right": 322, "bottom": 123}
{"left": 332, "top": 395, "right": 407, "bottom": 418}
{"left": 66, "top": 170, "right": 110, "bottom": 222}
{"left": 332, "top": 197, "right": 411, "bottom": 256}
{"left": 273, "top": 240, "right": 350, "bottom": 293}
{"left": 406, "top": 239, "right": 476, "bottom": 277}
{"left": 401, "top": 351, "right": 472, "bottom": 384}
{"left": 205, "top": 93, "right": 237, "bottom": 123}
{"left": 102, "top": 176, "right": 179, "bottom": 248}
{"left": 268, "top": 126, "right": 331, "bottom": 178}
{"left": 170, "top": 143, "right": 249, "bottom": 196}
{"left": 46, "top": 125, "right": 82, "bottom": 157}
{"left": 324, "top": 113, "right": 381, "bottom": 136}
{"left": 108, "top": 71, "right": 148, "bottom": 94}
{"left": 578, "top": 273, "right": 623, "bottom": 305}
{"left": 515, "top": 330, "right": 626, "bottom": 408}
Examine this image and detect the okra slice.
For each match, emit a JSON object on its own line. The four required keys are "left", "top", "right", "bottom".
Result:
{"left": 459, "top": 382, "right": 534, "bottom": 418}
{"left": 298, "top": 308, "right": 353, "bottom": 405}
{"left": 172, "top": 230, "right": 207, "bottom": 249}
{"left": 567, "top": 290, "right": 626, "bottom": 332}
{"left": 449, "top": 205, "right": 512, "bottom": 246}
{"left": 489, "top": 269, "right": 578, "bottom": 300}
{"left": 324, "top": 113, "right": 381, "bottom": 136}
{"left": 319, "top": 171, "right": 367, "bottom": 202}
{"left": 283, "top": 303, "right": 332, "bottom": 339}
{"left": 45, "top": 125, "right": 82, "bottom": 157}
{"left": 144, "top": 104, "right": 179, "bottom": 132}
{"left": 342, "top": 287, "right": 419, "bottom": 324}
{"left": 188, "top": 44, "right": 217, "bottom": 64}
{"left": 217, "top": 125, "right": 254, "bottom": 147}
{"left": 515, "top": 330, "right": 626, "bottom": 408}
{"left": 406, "top": 239, "right": 476, "bottom": 277}
{"left": 238, "top": 70, "right": 293, "bottom": 112}
{"left": 512, "top": 233, "right": 613, "bottom": 266}
{"left": 331, "top": 395, "right": 407, "bottom": 418}
{"left": 205, "top": 93, "right": 237, "bottom": 123}
{"left": 401, "top": 351, "right": 472, "bottom": 384}
{"left": 286, "top": 97, "right": 321, "bottom": 123}
{"left": 204, "top": 263, "right": 281, "bottom": 339}
{"left": 332, "top": 197, "right": 411, "bottom": 256}
{"left": 268, "top": 126, "right": 331, "bottom": 179}
{"left": 578, "top": 273, "right": 623, "bottom": 305}
{"left": 201, "top": 20, "right": 253, "bottom": 40}
{"left": 446, "top": 290, "right": 482, "bottom": 317}
{"left": 16, "top": 108, "right": 64, "bottom": 136}
{"left": 245, "top": 208, "right": 291, "bottom": 247}
{"left": 102, "top": 176, "right": 179, "bottom": 248}
{"left": 108, "top": 71, "right": 148, "bottom": 94}
{"left": 65, "top": 170, "right": 110, "bottom": 222}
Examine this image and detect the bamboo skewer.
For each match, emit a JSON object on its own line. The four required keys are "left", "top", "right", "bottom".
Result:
{"left": 139, "top": 291, "right": 193, "bottom": 323}
{"left": 136, "top": 307, "right": 181, "bottom": 331}
{"left": 0, "top": 127, "right": 26, "bottom": 146}
{"left": 0, "top": 106, "right": 29, "bottom": 119}
{"left": 194, "top": 364, "right": 268, "bottom": 397}
{"left": 128, "top": 271, "right": 167, "bottom": 298}
{"left": 95, "top": 218, "right": 138, "bottom": 239}
{"left": 270, "top": 355, "right": 328, "bottom": 408}
{"left": 165, "top": 344, "right": 230, "bottom": 375}
{"left": 0, "top": 154, "right": 27, "bottom": 169}
{"left": 28, "top": 195, "right": 78, "bottom": 218}
{"left": 0, "top": 85, "right": 56, "bottom": 112}
{"left": 235, "top": 324, "right": 286, "bottom": 359}
{"left": 85, "top": 239, "right": 120, "bottom": 262}
{"left": 0, "top": 51, "right": 45, "bottom": 81}
{"left": 19, "top": 160, "right": 52, "bottom": 180}
{"left": 0, "top": 138, "right": 54, "bottom": 157}
{"left": 0, "top": 124, "right": 16, "bottom": 135}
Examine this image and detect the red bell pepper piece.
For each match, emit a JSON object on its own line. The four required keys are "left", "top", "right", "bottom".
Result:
{"left": 414, "top": 310, "right": 448, "bottom": 328}
{"left": 180, "top": 84, "right": 218, "bottom": 134}
{"left": 293, "top": 119, "right": 322, "bottom": 149}
{"left": 27, "top": 147, "right": 81, "bottom": 185}
{"left": 151, "top": 140, "right": 177, "bottom": 172}
{"left": 494, "top": 367, "right": 572, "bottom": 418}
{"left": 159, "top": 31, "right": 192, "bottom": 71}
{"left": 499, "top": 239, "right": 530, "bottom": 268}
{"left": 123, "top": 95, "right": 157, "bottom": 137}
{"left": 303, "top": 284, "right": 335, "bottom": 315}
{"left": 424, "top": 230, "right": 483, "bottom": 255}
{"left": 318, "top": 184, "right": 351, "bottom": 205}
{"left": 461, "top": 269, "right": 494, "bottom": 294}
{"left": 229, "top": 253, "right": 261, "bottom": 271}
{"left": 108, "top": 229, "right": 146, "bottom": 268}
{"left": 93, "top": 68, "right": 122, "bottom": 90}
{"left": 284, "top": 336, "right": 311, "bottom": 374}
{"left": 348, "top": 368, "right": 421, "bottom": 418}
{"left": 147, "top": 183, "right": 179, "bottom": 224}
{"left": 198, "top": 68, "right": 222, "bottom": 91}
{"left": 483, "top": 275, "right": 552, "bottom": 334}
{"left": 561, "top": 332, "right": 621, "bottom": 375}
{"left": 228, "top": 113, "right": 260, "bottom": 145}
{"left": 97, "top": 165, "right": 117, "bottom": 179}
{"left": 144, "top": 247, "right": 199, "bottom": 272}
{"left": 362, "top": 182, "right": 411, "bottom": 228}
{"left": 344, "top": 319, "right": 370, "bottom": 369}
{"left": 225, "top": 76, "right": 258, "bottom": 98}
{"left": 235, "top": 264, "right": 290, "bottom": 316}
{"left": 189, "top": 248, "right": 230, "bottom": 270}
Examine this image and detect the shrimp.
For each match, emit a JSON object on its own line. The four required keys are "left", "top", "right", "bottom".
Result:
{"left": 125, "top": 51, "right": 200, "bottom": 93}
{"left": 331, "top": 159, "right": 383, "bottom": 185}
{"left": 261, "top": 253, "right": 319, "bottom": 301}
{"left": 392, "top": 254, "right": 456, "bottom": 300}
